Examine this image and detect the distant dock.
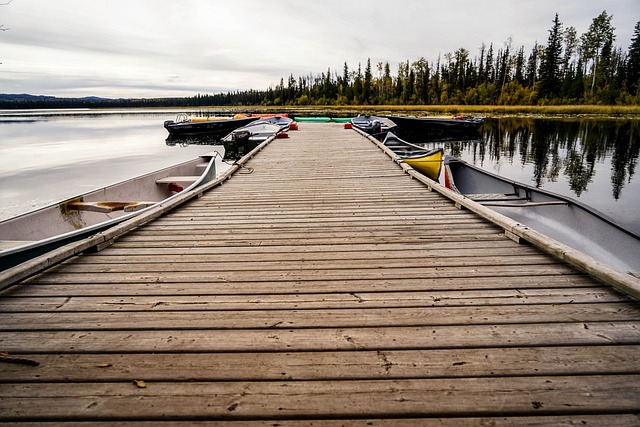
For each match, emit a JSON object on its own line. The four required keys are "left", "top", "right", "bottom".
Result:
{"left": 1, "top": 122, "right": 639, "bottom": 424}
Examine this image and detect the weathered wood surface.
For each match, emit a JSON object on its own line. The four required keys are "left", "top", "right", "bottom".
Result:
{"left": 1, "top": 123, "right": 639, "bottom": 425}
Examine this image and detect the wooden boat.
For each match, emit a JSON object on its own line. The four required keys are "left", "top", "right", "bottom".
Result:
{"left": 444, "top": 156, "right": 640, "bottom": 276}
{"left": 164, "top": 113, "right": 259, "bottom": 137}
{"left": 0, "top": 152, "right": 218, "bottom": 271}
{"left": 387, "top": 115, "right": 484, "bottom": 141}
{"left": 351, "top": 115, "right": 398, "bottom": 137}
{"left": 382, "top": 132, "right": 443, "bottom": 180}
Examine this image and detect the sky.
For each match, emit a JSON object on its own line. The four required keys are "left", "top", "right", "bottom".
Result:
{"left": 1, "top": 0, "right": 639, "bottom": 99}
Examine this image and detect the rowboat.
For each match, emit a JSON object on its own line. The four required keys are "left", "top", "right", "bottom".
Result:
{"left": 351, "top": 115, "right": 398, "bottom": 137}
{"left": 387, "top": 115, "right": 484, "bottom": 141}
{"left": 223, "top": 116, "right": 292, "bottom": 143}
{"left": 0, "top": 152, "right": 219, "bottom": 271}
{"left": 383, "top": 132, "right": 444, "bottom": 181}
{"left": 444, "top": 156, "right": 640, "bottom": 276}
{"left": 219, "top": 117, "right": 292, "bottom": 161}
{"left": 164, "top": 113, "right": 259, "bottom": 137}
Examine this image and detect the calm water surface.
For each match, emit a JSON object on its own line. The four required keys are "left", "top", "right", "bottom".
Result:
{"left": 1, "top": 110, "right": 638, "bottom": 235}
{"left": 0, "top": 110, "right": 227, "bottom": 221}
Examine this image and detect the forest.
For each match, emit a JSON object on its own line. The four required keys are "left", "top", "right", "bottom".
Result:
{"left": 209, "top": 12, "right": 640, "bottom": 107}
{"left": 1, "top": 11, "right": 639, "bottom": 109}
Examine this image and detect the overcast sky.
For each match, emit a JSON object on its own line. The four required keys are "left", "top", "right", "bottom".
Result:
{"left": 1, "top": 0, "right": 638, "bottom": 98}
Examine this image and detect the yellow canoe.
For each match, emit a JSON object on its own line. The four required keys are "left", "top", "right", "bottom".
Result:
{"left": 402, "top": 148, "right": 444, "bottom": 181}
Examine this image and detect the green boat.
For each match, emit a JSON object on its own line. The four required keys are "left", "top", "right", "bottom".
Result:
{"left": 294, "top": 117, "right": 332, "bottom": 122}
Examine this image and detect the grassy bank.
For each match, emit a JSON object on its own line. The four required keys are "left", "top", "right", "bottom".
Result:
{"left": 219, "top": 104, "right": 640, "bottom": 118}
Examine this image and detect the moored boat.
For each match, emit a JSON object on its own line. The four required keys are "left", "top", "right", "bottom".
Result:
{"left": 387, "top": 115, "right": 484, "bottom": 141}
{"left": 399, "top": 149, "right": 444, "bottom": 181}
{"left": 351, "top": 115, "right": 398, "bottom": 137}
{"left": 218, "top": 116, "right": 294, "bottom": 161}
{"left": 222, "top": 122, "right": 285, "bottom": 144}
{"left": 163, "top": 114, "right": 259, "bottom": 137}
{"left": 382, "top": 132, "right": 443, "bottom": 180}
{"left": 443, "top": 156, "right": 640, "bottom": 276}
{"left": 0, "top": 152, "right": 219, "bottom": 271}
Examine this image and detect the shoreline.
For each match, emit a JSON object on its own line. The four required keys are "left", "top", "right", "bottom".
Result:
{"left": 2, "top": 105, "right": 640, "bottom": 119}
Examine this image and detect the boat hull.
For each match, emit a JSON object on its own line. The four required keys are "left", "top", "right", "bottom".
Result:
{"left": 382, "top": 132, "right": 443, "bottom": 181}
{"left": 164, "top": 116, "right": 259, "bottom": 137}
{"left": 444, "top": 157, "right": 640, "bottom": 276}
{"left": 0, "top": 154, "right": 218, "bottom": 271}
{"left": 403, "top": 149, "right": 444, "bottom": 181}
{"left": 351, "top": 115, "right": 397, "bottom": 137}
{"left": 387, "top": 115, "right": 483, "bottom": 141}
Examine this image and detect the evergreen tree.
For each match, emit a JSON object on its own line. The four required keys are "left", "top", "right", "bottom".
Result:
{"left": 383, "top": 62, "right": 393, "bottom": 103}
{"left": 539, "top": 13, "right": 564, "bottom": 99}
{"left": 485, "top": 43, "right": 495, "bottom": 83}
{"left": 626, "top": 21, "right": 640, "bottom": 95}
{"left": 478, "top": 43, "right": 486, "bottom": 83}
{"left": 514, "top": 46, "right": 526, "bottom": 84}
{"left": 353, "top": 63, "right": 363, "bottom": 103}
{"left": 526, "top": 42, "right": 541, "bottom": 87}
{"left": 363, "top": 58, "right": 373, "bottom": 104}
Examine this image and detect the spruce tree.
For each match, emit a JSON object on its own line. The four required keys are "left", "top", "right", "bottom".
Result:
{"left": 626, "top": 21, "right": 640, "bottom": 95}
{"left": 539, "top": 13, "right": 564, "bottom": 99}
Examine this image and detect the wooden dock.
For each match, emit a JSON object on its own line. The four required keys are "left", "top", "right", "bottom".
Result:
{"left": 1, "top": 123, "right": 640, "bottom": 425}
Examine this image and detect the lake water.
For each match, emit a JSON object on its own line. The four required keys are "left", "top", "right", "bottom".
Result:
{"left": 1, "top": 110, "right": 639, "bottom": 235}
{"left": 0, "top": 109, "right": 227, "bottom": 221}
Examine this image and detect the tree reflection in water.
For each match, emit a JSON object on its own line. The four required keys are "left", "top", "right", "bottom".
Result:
{"left": 446, "top": 117, "right": 640, "bottom": 234}
{"left": 474, "top": 118, "right": 639, "bottom": 201}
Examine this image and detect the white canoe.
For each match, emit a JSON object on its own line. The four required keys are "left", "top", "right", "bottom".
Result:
{"left": 0, "top": 152, "right": 218, "bottom": 271}
{"left": 444, "top": 156, "right": 640, "bottom": 277}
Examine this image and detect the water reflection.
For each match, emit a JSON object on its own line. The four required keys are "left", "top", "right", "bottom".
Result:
{"left": 165, "top": 135, "right": 262, "bottom": 161}
{"left": 476, "top": 118, "right": 639, "bottom": 200}
{"left": 165, "top": 134, "right": 221, "bottom": 147}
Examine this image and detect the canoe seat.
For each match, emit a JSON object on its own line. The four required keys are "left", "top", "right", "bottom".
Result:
{"left": 155, "top": 176, "right": 200, "bottom": 185}
{"left": 466, "top": 193, "right": 568, "bottom": 208}
{"left": 0, "top": 240, "right": 33, "bottom": 250}
{"left": 67, "top": 201, "right": 157, "bottom": 213}
{"left": 466, "top": 193, "right": 526, "bottom": 202}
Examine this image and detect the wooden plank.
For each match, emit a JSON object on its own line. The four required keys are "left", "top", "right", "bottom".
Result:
{"left": 23, "top": 264, "right": 584, "bottom": 284}
{"left": 12, "top": 275, "right": 600, "bottom": 296}
{"left": 2, "top": 346, "right": 639, "bottom": 382}
{"left": 47, "top": 255, "right": 561, "bottom": 274}
{"left": 1, "top": 303, "right": 638, "bottom": 330}
{"left": 90, "top": 240, "right": 531, "bottom": 258}
{"left": 0, "top": 288, "right": 623, "bottom": 311}
{"left": 1, "top": 376, "right": 639, "bottom": 420}
{"left": 3, "top": 415, "right": 640, "bottom": 426}
{"left": 1, "top": 322, "right": 639, "bottom": 353}
{"left": 66, "top": 201, "right": 156, "bottom": 213}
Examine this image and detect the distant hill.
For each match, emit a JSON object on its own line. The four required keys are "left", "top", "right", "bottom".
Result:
{"left": 0, "top": 93, "right": 113, "bottom": 103}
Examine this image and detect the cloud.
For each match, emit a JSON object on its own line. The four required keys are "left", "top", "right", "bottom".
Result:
{"left": 1, "top": 0, "right": 638, "bottom": 98}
